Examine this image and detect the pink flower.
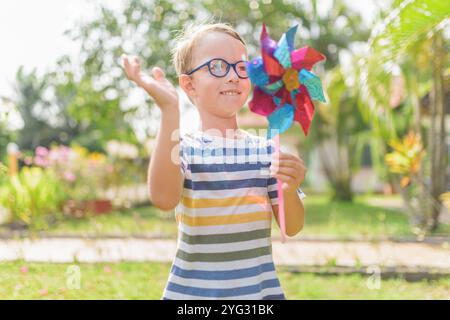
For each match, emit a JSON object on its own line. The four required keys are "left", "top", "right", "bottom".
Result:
{"left": 103, "top": 266, "right": 111, "bottom": 273}
{"left": 49, "top": 146, "right": 71, "bottom": 165}
{"left": 34, "top": 156, "right": 49, "bottom": 168}
{"left": 48, "top": 150, "right": 60, "bottom": 165}
{"left": 63, "top": 171, "right": 76, "bottom": 182}
{"left": 35, "top": 146, "right": 49, "bottom": 157}
{"left": 20, "top": 266, "right": 28, "bottom": 274}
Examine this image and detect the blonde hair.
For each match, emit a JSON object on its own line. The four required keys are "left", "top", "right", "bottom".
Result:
{"left": 171, "top": 21, "right": 246, "bottom": 76}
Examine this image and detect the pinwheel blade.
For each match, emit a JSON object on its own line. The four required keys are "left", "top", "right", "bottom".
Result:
{"left": 260, "top": 23, "right": 278, "bottom": 55}
{"left": 291, "top": 46, "right": 326, "bottom": 71}
{"left": 261, "top": 51, "right": 285, "bottom": 77}
{"left": 267, "top": 104, "right": 294, "bottom": 139}
{"left": 246, "top": 57, "right": 269, "bottom": 87}
{"left": 261, "top": 79, "right": 284, "bottom": 95}
{"left": 260, "top": 23, "right": 285, "bottom": 76}
{"left": 299, "top": 69, "right": 326, "bottom": 103}
{"left": 274, "top": 35, "right": 292, "bottom": 69}
{"left": 284, "top": 24, "right": 298, "bottom": 52}
{"left": 249, "top": 87, "right": 278, "bottom": 116}
{"left": 294, "top": 90, "right": 315, "bottom": 136}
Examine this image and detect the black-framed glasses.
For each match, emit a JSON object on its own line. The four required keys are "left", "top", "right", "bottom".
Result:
{"left": 186, "top": 58, "right": 248, "bottom": 79}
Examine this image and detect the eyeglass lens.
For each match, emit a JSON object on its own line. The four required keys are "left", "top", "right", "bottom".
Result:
{"left": 209, "top": 59, "right": 247, "bottom": 78}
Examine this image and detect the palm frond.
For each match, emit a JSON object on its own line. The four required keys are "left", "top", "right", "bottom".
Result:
{"left": 361, "top": 0, "right": 449, "bottom": 133}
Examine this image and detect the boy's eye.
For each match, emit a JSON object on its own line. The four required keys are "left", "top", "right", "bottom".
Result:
{"left": 211, "top": 60, "right": 224, "bottom": 72}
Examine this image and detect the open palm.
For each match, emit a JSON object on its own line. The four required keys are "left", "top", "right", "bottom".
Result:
{"left": 121, "top": 54, "right": 179, "bottom": 111}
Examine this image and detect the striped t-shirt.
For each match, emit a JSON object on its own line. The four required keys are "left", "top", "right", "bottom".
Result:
{"left": 162, "top": 129, "right": 305, "bottom": 300}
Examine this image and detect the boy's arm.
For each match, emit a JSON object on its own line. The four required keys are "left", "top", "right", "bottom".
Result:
{"left": 121, "top": 54, "right": 183, "bottom": 210}
{"left": 272, "top": 191, "right": 305, "bottom": 237}
{"left": 147, "top": 107, "right": 184, "bottom": 210}
{"left": 269, "top": 151, "right": 307, "bottom": 237}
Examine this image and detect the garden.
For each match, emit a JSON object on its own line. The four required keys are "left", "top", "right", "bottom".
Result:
{"left": 0, "top": 0, "right": 449, "bottom": 300}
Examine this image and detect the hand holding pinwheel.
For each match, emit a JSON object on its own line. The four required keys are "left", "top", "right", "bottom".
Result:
{"left": 245, "top": 24, "right": 326, "bottom": 242}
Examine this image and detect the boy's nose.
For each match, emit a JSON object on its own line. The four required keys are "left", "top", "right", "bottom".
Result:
{"left": 225, "top": 69, "right": 239, "bottom": 83}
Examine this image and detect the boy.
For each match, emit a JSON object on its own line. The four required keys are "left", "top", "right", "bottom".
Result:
{"left": 122, "top": 22, "right": 306, "bottom": 300}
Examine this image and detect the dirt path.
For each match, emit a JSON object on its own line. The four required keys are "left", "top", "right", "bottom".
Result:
{"left": 1, "top": 238, "right": 449, "bottom": 270}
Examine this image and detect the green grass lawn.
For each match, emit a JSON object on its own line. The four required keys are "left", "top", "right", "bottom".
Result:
{"left": 45, "top": 204, "right": 178, "bottom": 237}
{"left": 283, "top": 194, "right": 450, "bottom": 239}
{"left": 0, "top": 261, "right": 448, "bottom": 299}
{"left": 2, "top": 195, "right": 449, "bottom": 239}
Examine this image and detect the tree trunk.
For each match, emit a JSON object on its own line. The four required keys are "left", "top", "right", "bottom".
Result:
{"left": 428, "top": 33, "right": 447, "bottom": 231}
{"left": 318, "top": 138, "right": 354, "bottom": 202}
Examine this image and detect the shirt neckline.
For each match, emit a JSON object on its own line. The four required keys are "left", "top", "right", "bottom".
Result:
{"left": 193, "top": 128, "right": 249, "bottom": 141}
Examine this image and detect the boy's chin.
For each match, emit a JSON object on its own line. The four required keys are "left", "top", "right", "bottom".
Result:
{"left": 218, "top": 104, "right": 244, "bottom": 118}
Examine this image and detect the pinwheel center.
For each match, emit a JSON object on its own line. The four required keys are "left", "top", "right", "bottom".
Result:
{"left": 282, "top": 68, "right": 300, "bottom": 92}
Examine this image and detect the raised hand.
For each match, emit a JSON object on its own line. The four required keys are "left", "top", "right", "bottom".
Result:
{"left": 121, "top": 54, "right": 179, "bottom": 111}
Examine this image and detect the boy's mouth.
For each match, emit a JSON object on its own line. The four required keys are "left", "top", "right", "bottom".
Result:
{"left": 220, "top": 89, "right": 242, "bottom": 96}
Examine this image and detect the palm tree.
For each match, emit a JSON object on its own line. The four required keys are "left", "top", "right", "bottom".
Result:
{"left": 362, "top": 0, "right": 449, "bottom": 231}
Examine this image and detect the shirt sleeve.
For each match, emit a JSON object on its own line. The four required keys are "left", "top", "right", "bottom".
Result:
{"left": 268, "top": 177, "right": 306, "bottom": 206}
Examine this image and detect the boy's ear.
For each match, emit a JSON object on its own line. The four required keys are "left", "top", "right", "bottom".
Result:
{"left": 179, "top": 74, "right": 196, "bottom": 99}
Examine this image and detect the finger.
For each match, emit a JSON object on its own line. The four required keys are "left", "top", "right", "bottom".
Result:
{"left": 122, "top": 54, "right": 130, "bottom": 68}
{"left": 271, "top": 166, "right": 298, "bottom": 180}
{"left": 152, "top": 67, "right": 166, "bottom": 81}
{"left": 273, "top": 172, "right": 296, "bottom": 184}
{"left": 272, "top": 152, "right": 303, "bottom": 162}
{"left": 132, "top": 56, "right": 140, "bottom": 65}
{"left": 271, "top": 159, "right": 303, "bottom": 170}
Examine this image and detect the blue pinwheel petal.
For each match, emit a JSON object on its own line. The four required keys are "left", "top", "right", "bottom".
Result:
{"left": 267, "top": 103, "right": 294, "bottom": 139}
{"left": 273, "top": 25, "right": 298, "bottom": 69}
{"left": 274, "top": 35, "right": 292, "bottom": 69}
{"left": 246, "top": 57, "right": 269, "bottom": 87}
{"left": 299, "top": 69, "right": 326, "bottom": 103}
{"left": 284, "top": 25, "right": 298, "bottom": 52}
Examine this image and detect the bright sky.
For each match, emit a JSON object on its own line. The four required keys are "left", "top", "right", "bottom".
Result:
{"left": 0, "top": 1, "right": 96, "bottom": 98}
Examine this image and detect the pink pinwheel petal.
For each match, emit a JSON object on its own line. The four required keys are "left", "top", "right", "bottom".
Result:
{"left": 294, "top": 88, "right": 315, "bottom": 135}
{"left": 291, "top": 46, "right": 326, "bottom": 71}
{"left": 249, "top": 87, "right": 277, "bottom": 116}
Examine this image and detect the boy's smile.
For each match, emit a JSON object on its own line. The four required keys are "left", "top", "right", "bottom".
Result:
{"left": 186, "top": 32, "right": 251, "bottom": 119}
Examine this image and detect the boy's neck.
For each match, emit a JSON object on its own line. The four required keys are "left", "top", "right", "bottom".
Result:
{"left": 199, "top": 114, "right": 240, "bottom": 138}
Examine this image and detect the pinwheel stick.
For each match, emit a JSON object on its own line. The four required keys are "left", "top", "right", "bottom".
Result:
{"left": 246, "top": 23, "right": 326, "bottom": 243}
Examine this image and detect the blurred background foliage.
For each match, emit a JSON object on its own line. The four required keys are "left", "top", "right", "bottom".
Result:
{"left": 0, "top": 0, "right": 448, "bottom": 233}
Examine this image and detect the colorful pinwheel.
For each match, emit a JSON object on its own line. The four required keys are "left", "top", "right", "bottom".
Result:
{"left": 246, "top": 23, "right": 326, "bottom": 139}
{"left": 245, "top": 24, "right": 326, "bottom": 242}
